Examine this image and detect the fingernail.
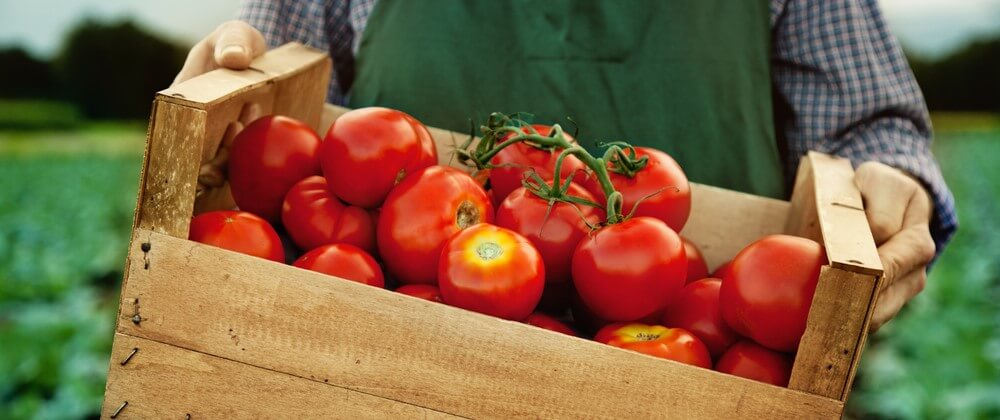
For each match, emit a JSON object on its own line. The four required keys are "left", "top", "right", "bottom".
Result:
{"left": 221, "top": 45, "right": 246, "bottom": 57}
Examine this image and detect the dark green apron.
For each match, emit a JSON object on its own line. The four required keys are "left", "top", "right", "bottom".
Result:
{"left": 348, "top": 0, "right": 784, "bottom": 198}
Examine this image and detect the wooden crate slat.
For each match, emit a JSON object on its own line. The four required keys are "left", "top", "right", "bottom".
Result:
{"left": 117, "top": 229, "right": 843, "bottom": 419}
{"left": 101, "top": 333, "right": 459, "bottom": 419}
{"left": 787, "top": 266, "right": 879, "bottom": 399}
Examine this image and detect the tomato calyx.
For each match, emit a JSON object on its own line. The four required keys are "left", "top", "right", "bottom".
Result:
{"left": 602, "top": 141, "right": 649, "bottom": 178}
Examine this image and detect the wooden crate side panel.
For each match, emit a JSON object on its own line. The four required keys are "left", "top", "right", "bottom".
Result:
{"left": 785, "top": 155, "right": 822, "bottom": 242}
{"left": 271, "top": 54, "right": 332, "bottom": 135}
{"left": 788, "top": 267, "right": 878, "bottom": 400}
{"left": 137, "top": 102, "right": 205, "bottom": 238}
{"left": 102, "top": 333, "right": 457, "bottom": 419}
{"left": 117, "top": 229, "right": 843, "bottom": 419}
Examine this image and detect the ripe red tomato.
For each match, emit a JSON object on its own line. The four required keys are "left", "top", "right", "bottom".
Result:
{"left": 228, "top": 116, "right": 322, "bottom": 222}
{"left": 661, "top": 278, "right": 738, "bottom": 359}
{"left": 713, "top": 260, "right": 734, "bottom": 280}
{"left": 281, "top": 176, "right": 376, "bottom": 254}
{"left": 293, "top": 243, "right": 384, "bottom": 288}
{"left": 321, "top": 107, "right": 437, "bottom": 209}
{"left": 396, "top": 284, "right": 443, "bottom": 302}
{"left": 378, "top": 166, "right": 494, "bottom": 284}
{"left": 488, "top": 125, "right": 588, "bottom": 205}
{"left": 439, "top": 224, "right": 544, "bottom": 320}
{"left": 524, "top": 312, "right": 577, "bottom": 336}
{"left": 595, "top": 323, "right": 712, "bottom": 368}
{"left": 495, "top": 183, "right": 599, "bottom": 312}
{"left": 720, "top": 235, "right": 825, "bottom": 352}
{"left": 682, "top": 237, "right": 709, "bottom": 284}
{"left": 715, "top": 340, "right": 793, "bottom": 387}
{"left": 189, "top": 210, "right": 284, "bottom": 262}
{"left": 595, "top": 147, "right": 690, "bottom": 232}
{"left": 572, "top": 217, "right": 687, "bottom": 322}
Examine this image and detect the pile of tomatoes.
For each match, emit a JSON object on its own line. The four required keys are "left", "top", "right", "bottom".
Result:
{"left": 189, "top": 107, "right": 826, "bottom": 388}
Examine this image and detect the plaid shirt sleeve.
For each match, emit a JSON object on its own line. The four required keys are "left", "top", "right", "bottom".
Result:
{"left": 237, "top": 0, "right": 359, "bottom": 105}
{"left": 770, "top": 0, "right": 958, "bottom": 255}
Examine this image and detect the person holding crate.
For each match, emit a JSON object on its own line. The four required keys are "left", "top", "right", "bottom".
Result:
{"left": 174, "top": 0, "right": 956, "bottom": 331}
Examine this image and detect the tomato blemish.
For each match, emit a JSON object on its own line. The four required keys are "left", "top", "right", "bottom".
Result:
{"left": 455, "top": 200, "right": 480, "bottom": 228}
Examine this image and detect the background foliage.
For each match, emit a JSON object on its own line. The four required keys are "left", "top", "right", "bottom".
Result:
{"left": 0, "top": 16, "right": 997, "bottom": 420}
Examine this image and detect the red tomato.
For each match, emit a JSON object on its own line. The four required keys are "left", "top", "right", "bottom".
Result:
{"left": 524, "top": 312, "right": 577, "bottom": 336}
{"left": 189, "top": 210, "right": 284, "bottom": 262}
{"left": 281, "top": 176, "right": 376, "bottom": 254}
{"left": 321, "top": 107, "right": 437, "bottom": 209}
{"left": 596, "top": 147, "right": 690, "bottom": 232}
{"left": 572, "top": 217, "right": 687, "bottom": 322}
{"left": 720, "top": 235, "right": 825, "bottom": 352}
{"left": 488, "top": 125, "right": 588, "bottom": 205}
{"left": 571, "top": 292, "right": 662, "bottom": 335}
{"left": 715, "top": 340, "right": 793, "bottom": 387}
{"left": 228, "top": 116, "right": 321, "bottom": 222}
{"left": 661, "top": 278, "right": 739, "bottom": 359}
{"left": 396, "top": 284, "right": 443, "bottom": 302}
{"left": 595, "top": 323, "right": 712, "bottom": 368}
{"left": 438, "top": 224, "right": 544, "bottom": 320}
{"left": 495, "top": 183, "right": 599, "bottom": 312}
{"left": 682, "top": 237, "right": 710, "bottom": 284}
{"left": 713, "top": 260, "right": 734, "bottom": 280}
{"left": 378, "top": 166, "right": 494, "bottom": 284}
{"left": 293, "top": 243, "right": 384, "bottom": 288}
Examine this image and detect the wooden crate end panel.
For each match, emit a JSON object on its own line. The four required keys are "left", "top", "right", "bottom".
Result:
{"left": 788, "top": 266, "right": 878, "bottom": 400}
{"left": 117, "top": 230, "right": 843, "bottom": 419}
{"left": 102, "top": 333, "right": 459, "bottom": 419}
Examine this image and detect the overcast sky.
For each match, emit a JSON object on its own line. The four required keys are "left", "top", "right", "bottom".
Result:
{"left": 0, "top": 0, "right": 998, "bottom": 59}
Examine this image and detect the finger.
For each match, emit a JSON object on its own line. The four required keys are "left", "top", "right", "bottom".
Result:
{"left": 219, "top": 121, "right": 245, "bottom": 150}
{"left": 870, "top": 268, "right": 927, "bottom": 332}
{"left": 902, "top": 180, "right": 933, "bottom": 228}
{"left": 213, "top": 21, "right": 267, "bottom": 70}
{"left": 238, "top": 102, "right": 262, "bottom": 126}
{"left": 173, "top": 41, "right": 216, "bottom": 86}
{"left": 877, "top": 223, "right": 936, "bottom": 289}
{"left": 856, "top": 162, "right": 916, "bottom": 244}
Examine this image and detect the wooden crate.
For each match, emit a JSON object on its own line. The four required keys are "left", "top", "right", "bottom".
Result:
{"left": 101, "top": 43, "right": 884, "bottom": 419}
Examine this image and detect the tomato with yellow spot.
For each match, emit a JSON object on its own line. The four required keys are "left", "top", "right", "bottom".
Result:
{"left": 594, "top": 323, "right": 712, "bottom": 368}
{"left": 438, "top": 224, "right": 544, "bottom": 320}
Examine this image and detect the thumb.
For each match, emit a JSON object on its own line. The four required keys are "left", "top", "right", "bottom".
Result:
{"left": 213, "top": 21, "right": 266, "bottom": 70}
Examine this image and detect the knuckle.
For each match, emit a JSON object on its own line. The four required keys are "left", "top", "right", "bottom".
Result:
{"left": 915, "top": 227, "right": 937, "bottom": 263}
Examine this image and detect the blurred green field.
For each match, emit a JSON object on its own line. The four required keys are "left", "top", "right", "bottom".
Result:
{"left": 0, "top": 114, "right": 997, "bottom": 419}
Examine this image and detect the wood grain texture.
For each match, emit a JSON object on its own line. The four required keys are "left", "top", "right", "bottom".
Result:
{"left": 102, "top": 333, "right": 457, "bottom": 419}
{"left": 788, "top": 267, "right": 879, "bottom": 400}
{"left": 118, "top": 229, "right": 843, "bottom": 419}
{"left": 136, "top": 101, "right": 204, "bottom": 238}
{"left": 785, "top": 155, "right": 822, "bottom": 242}
{"left": 803, "top": 152, "right": 883, "bottom": 276}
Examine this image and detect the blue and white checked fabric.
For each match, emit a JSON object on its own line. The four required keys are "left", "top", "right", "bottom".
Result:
{"left": 238, "top": 0, "right": 958, "bottom": 254}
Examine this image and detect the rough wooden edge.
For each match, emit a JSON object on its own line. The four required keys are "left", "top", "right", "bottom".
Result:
{"left": 804, "top": 152, "right": 884, "bottom": 275}
{"left": 157, "top": 43, "right": 330, "bottom": 109}
{"left": 102, "top": 333, "right": 460, "bottom": 419}
{"left": 787, "top": 266, "right": 879, "bottom": 400}
{"left": 115, "top": 229, "right": 844, "bottom": 419}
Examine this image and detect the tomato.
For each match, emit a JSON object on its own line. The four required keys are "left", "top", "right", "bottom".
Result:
{"left": 281, "top": 176, "right": 376, "bottom": 254}
{"left": 572, "top": 217, "right": 687, "bottom": 322}
{"left": 378, "top": 166, "right": 494, "bottom": 284}
{"left": 293, "top": 243, "right": 384, "bottom": 288}
{"left": 495, "top": 183, "right": 599, "bottom": 312}
{"left": 715, "top": 340, "right": 793, "bottom": 387}
{"left": 713, "top": 260, "right": 734, "bottom": 280}
{"left": 595, "top": 147, "right": 690, "bottom": 232}
{"left": 720, "top": 235, "right": 825, "bottom": 352}
{"left": 189, "top": 210, "right": 284, "bottom": 262}
{"left": 488, "top": 125, "right": 588, "bottom": 205}
{"left": 321, "top": 107, "right": 437, "bottom": 209}
{"left": 438, "top": 224, "right": 544, "bottom": 320}
{"left": 681, "top": 237, "right": 709, "bottom": 284}
{"left": 228, "top": 115, "right": 321, "bottom": 222}
{"left": 571, "top": 292, "right": 662, "bottom": 335}
{"left": 524, "top": 312, "right": 577, "bottom": 336}
{"left": 661, "top": 278, "right": 738, "bottom": 359}
{"left": 396, "top": 284, "right": 443, "bottom": 302}
{"left": 595, "top": 323, "right": 712, "bottom": 368}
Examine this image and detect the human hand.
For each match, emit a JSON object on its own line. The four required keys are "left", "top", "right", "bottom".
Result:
{"left": 173, "top": 20, "right": 266, "bottom": 86}
{"left": 855, "top": 161, "right": 936, "bottom": 332}
{"left": 194, "top": 103, "right": 262, "bottom": 214}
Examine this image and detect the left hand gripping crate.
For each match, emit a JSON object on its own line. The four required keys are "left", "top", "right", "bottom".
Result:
{"left": 101, "top": 43, "right": 884, "bottom": 419}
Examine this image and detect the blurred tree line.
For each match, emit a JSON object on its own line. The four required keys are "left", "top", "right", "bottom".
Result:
{"left": 0, "top": 19, "right": 186, "bottom": 121}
